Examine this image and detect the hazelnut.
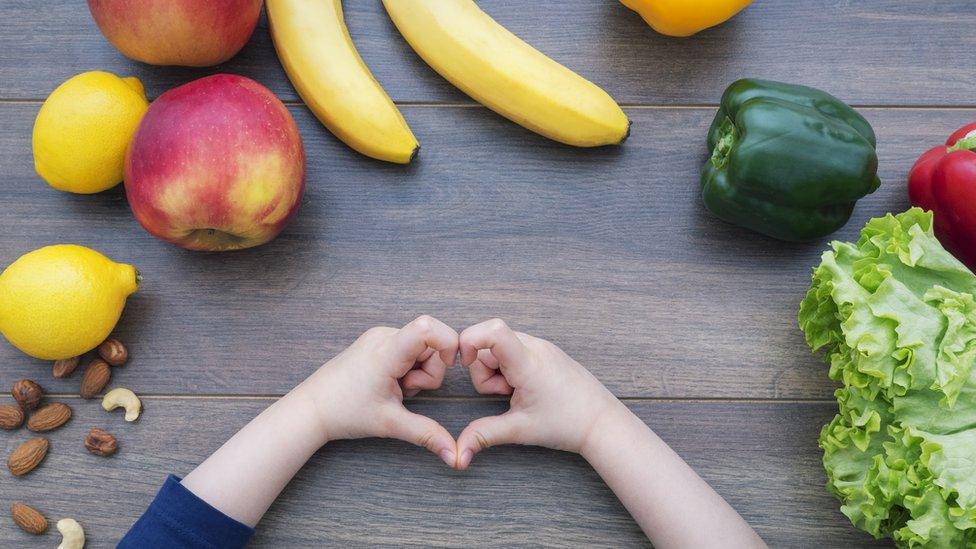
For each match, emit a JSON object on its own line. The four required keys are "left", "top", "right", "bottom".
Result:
{"left": 97, "top": 338, "right": 128, "bottom": 367}
{"left": 12, "top": 380, "right": 43, "bottom": 410}
{"left": 84, "top": 428, "right": 118, "bottom": 457}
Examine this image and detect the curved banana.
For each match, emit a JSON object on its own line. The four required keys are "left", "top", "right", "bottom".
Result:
{"left": 267, "top": 0, "right": 419, "bottom": 164}
{"left": 382, "top": 0, "right": 630, "bottom": 147}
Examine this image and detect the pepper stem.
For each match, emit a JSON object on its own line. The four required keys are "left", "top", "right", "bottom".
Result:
{"left": 948, "top": 129, "right": 976, "bottom": 153}
{"left": 710, "top": 117, "right": 737, "bottom": 169}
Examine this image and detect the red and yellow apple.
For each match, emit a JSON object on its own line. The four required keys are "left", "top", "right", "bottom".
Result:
{"left": 87, "top": 0, "right": 263, "bottom": 67}
{"left": 124, "top": 74, "right": 305, "bottom": 251}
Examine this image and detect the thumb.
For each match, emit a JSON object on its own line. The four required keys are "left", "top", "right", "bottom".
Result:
{"left": 387, "top": 408, "right": 458, "bottom": 468}
{"left": 456, "top": 412, "right": 525, "bottom": 470}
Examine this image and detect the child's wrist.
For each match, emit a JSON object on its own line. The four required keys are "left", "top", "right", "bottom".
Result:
{"left": 282, "top": 382, "right": 334, "bottom": 448}
{"left": 579, "top": 398, "right": 635, "bottom": 460}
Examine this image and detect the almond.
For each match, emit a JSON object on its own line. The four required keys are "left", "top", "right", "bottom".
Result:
{"left": 10, "top": 503, "right": 47, "bottom": 535}
{"left": 11, "top": 379, "right": 42, "bottom": 410}
{"left": 0, "top": 404, "right": 24, "bottom": 430}
{"left": 27, "top": 403, "right": 72, "bottom": 432}
{"left": 79, "top": 359, "right": 111, "bottom": 399}
{"left": 85, "top": 428, "right": 118, "bottom": 457}
{"left": 52, "top": 356, "right": 80, "bottom": 379}
{"left": 98, "top": 337, "right": 128, "bottom": 367}
{"left": 7, "top": 437, "right": 48, "bottom": 476}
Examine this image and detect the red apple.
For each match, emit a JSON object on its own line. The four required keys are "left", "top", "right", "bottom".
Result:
{"left": 125, "top": 74, "right": 305, "bottom": 251}
{"left": 87, "top": 0, "right": 263, "bottom": 67}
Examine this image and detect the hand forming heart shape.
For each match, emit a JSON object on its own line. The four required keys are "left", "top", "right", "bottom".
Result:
{"left": 177, "top": 315, "right": 765, "bottom": 546}
{"left": 298, "top": 315, "right": 622, "bottom": 470}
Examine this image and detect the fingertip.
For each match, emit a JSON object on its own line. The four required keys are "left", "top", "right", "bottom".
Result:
{"left": 430, "top": 429, "right": 461, "bottom": 468}
{"left": 457, "top": 448, "right": 474, "bottom": 470}
{"left": 473, "top": 373, "right": 513, "bottom": 395}
{"left": 439, "top": 348, "right": 458, "bottom": 368}
{"left": 418, "top": 346, "right": 436, "bottom": 363}
{"left": 401, "top": 369, "right": 437, "bottom": 393}
{"left": 455, "top": 427, "right": 482, "bottom": 465}
{"left": 477, "top": 348, "right": 499, "bottom": 369}
{"left": 459, "top": 344, "right": 477, "bottom": 367}
{"left": 439, "top": 448, "right": 456, "bottom": 468}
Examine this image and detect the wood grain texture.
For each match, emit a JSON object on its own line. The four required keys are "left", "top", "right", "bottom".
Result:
{"left": 0, "top": 103, "right": 965, "bottom": 398}
{"left": 0, "top": 398, "right": 885, "bottom": 548}
{"left": 0, "top": 1, "right": 973, "bottom": 106}
{"left": 0, "top": 2, "right": 967, "bottom": 545}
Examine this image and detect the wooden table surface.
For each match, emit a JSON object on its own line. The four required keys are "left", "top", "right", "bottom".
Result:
{"left": 2, "top": 1, "right": 974, "bottom": 546}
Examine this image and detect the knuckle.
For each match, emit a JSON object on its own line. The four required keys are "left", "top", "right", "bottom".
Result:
{"left": 411, "top": 315, "right": 433, "bottom": 334}
{"left": 487, "top": 318, "right": 508, "bottom": 334}
{"left": 416, "top": 430, "right": 436, "bottom": 451}
{"left": 522, "top": 334, "right": 554, "bottom": 355}
{"left": 474, "top": 431, "right": 491, "bottom": 451}
{"left": 362, "top": 326, "right": 389, "bottom": 340}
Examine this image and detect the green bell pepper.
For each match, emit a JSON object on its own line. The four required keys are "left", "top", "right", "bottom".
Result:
{"left": 702, "top": 79, "right": 881, "bottom": 242}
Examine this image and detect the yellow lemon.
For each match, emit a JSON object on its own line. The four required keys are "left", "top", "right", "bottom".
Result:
{"left": 32, "top": 71, "right": 149, "bottom": 194}
{"left": 0, "top": 245, "right": 139, "bottom": 360}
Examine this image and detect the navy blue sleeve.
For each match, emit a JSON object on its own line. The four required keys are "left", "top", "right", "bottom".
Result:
{"left": 119, "top": 475, "right": 255, "bottom": 549}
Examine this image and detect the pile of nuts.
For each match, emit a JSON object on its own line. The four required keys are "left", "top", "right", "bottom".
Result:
{"left": 3, "top": 336, "right": 143, "bottom": 545}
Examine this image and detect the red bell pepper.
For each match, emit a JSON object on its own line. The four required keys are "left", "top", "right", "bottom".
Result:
{"left": 908, "top": 122, "right": 976, "bottom": 271}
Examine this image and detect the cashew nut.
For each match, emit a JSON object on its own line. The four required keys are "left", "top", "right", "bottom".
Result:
{"left": 101, "top": 387, "right": 141, "bottom": 422}
{"left": 56, "top": 518, "right": 84, "bottom": 549}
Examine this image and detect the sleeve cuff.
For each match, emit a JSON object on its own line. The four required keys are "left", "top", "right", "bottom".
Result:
{"left": 119, "top": 475, "right": 254, "bottom": 549}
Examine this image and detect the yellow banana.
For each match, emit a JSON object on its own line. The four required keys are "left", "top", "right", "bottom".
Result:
{"left": 382, "top": 0, "right": 630, "bottom": 147}
{"left": 267, "top": 0, "right": 419, "bottom": 164}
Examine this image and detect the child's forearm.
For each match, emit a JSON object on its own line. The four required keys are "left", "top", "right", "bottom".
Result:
{"left": 122, "top": 318, "right": 458, "bottom": 545}
{"left": 581, "top": 403, "right": 766, "bottom": 549}
{"left": 181, "top": 385, "right": 327, "bottom": 527}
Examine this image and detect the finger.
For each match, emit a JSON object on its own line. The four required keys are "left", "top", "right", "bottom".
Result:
{"left": 388, "top": 408, "right": 458, "bottom": 468}
{"left": 417, "top": 347, "right": 436, "bottom": 364}
{"left": 389, "top": 316, "right": 458, "bottom": 375}
{"left": 456, "top": 412, "right": 525, "bottom": 470}
{"left": 458, "top": 319, "right": 531, "bottom": 387}
{"left": 401, "top": 351, "right": 451, "bottom": 393}
{"left": 399, "top": 346, "right": 442, "bottom": 395}
{"left": 467, "top": 356, "right": 513, "bottom": 395}
{"left": 476, "top": 374, "right": 514, "bottom": 395}
{"left": 476, "top": 348, "right": 499, "bottom": 370}
{"left": 459, "top": 319, "right": 529, "bottom": 385}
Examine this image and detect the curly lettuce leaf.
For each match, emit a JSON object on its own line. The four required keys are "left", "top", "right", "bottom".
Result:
{"left": 799, "top": 208, "right": 976, "bottom": 547}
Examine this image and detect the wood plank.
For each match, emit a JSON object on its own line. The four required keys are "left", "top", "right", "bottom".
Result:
{"left": 0, "top": 397, "right": 884, "bottom": 547}
{"left": 1, "top": 1, "right": 973, "bottom": 106}
{"left": 0, "top": 103, "right": 963, "bottom": 398}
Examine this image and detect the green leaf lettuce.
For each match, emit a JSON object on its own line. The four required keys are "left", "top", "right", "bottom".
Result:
{"left": 799, "top": 208, "right": 976, "bottom": 547}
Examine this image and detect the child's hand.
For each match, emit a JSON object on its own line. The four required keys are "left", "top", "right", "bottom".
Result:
{"left": 293, "top": 315, "right": 459, "bottom": 466}
{"left": 455, "top": 319, "right": 623, "bottom": 469}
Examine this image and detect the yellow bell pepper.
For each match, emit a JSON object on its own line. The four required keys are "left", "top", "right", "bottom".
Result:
{"left": 620, "top": 0, "right": 753, "bottom": 37}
